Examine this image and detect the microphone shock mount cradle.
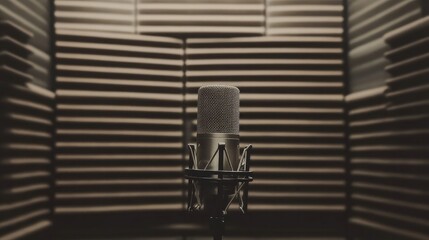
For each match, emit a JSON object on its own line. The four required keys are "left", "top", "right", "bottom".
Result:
{"left": 185, "top": 143, "right": 253, "bottom": 240}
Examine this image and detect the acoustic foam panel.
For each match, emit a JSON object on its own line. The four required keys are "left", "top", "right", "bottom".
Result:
{"left": 367, "top": 15, "right": 429, "bottom": 240}
{"left": 0, "top": 0, "right": 52, "bottom": 88}
{"left": 54, "top": 0, "right": 137, "bottom": 33}
{"left": 0, "top": 83, "right": 54, "bottom": 240}
{"left": 346, "top": 87, "right": 401, "bottom": 239}
{"left": 267, "top": 0, "right": 344, "bottom": 36}
{"left": 137, "top": 0, "right": 265, "bottom": 37}
{"left": 346, "top": 16, "right": 429, "bottom": 240}
{"left": 0, "top": 19, "right": 54, "bottom": 240}
{"left": 347, "top": 86, "right": 429, "bottom": 239}
{"left": 185, "top": 36, "right": 346, "bottom": 232}
{"left": 347, "top": 0, "right": 422, "bottom": 92}
{"left": 54, "top": 30, "right": 185, "bottom": 214}
{"left": 0, "top": 21, "right": 33, "bottom": 85}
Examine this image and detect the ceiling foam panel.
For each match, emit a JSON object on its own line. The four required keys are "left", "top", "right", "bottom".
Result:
{"left": 267, "top": 0, "right": 344, "bottom": 36}
{"left": 54, "top": 30, "right": 185, "bottom": 215}
{"left": 137, "top": 0, "right": 265, "bottom": 37}
{"left": 54, "top": 0, "right": 137, "bottom": 33}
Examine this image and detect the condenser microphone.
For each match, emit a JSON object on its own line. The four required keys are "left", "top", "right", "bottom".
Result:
{"left": 185, "top": 85, "right": 253, "bottom": 240}
{"left": 196, "top": 85, "right": 240, "bottom": 215}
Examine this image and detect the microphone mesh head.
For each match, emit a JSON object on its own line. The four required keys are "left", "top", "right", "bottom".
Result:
{"left": 197, "top": 85, "right": 239, "bottom": 134}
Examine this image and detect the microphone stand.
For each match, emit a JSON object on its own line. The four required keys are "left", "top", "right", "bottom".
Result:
{"left": 185, "top": 144, "right": 253, "bottom": 240}
{"left": 210, "top": 144, "right": 226, "bottom": 240}
{"left": 210, "top": 215, "right": 224, "bottom": 240}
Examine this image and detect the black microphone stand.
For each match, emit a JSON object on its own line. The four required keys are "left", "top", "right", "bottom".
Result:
{"left": 210, "top": 215, "right": 224, "bottom": 240}
{"left": 211, "top": 144, "right": 225, "bottom": 240}
{"left": 185, "top": 143, "right": 253, "bottom": 240}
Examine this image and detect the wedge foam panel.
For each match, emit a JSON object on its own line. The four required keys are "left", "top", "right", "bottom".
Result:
{"left": 54, "top": 30, "right": 185, "bottom": 215}
{"left": 0, "top": 4, "right": 54, "bottom": 238}
{"left": 347, "top": 0, "right": 422, "bottom": 92}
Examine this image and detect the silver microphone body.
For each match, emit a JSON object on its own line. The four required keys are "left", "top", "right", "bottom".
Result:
{"left": 196, "top": 85, "right": 240, "bottom": 200}
{"left": 197, "top": 133, "right": 240, "bottom": 171}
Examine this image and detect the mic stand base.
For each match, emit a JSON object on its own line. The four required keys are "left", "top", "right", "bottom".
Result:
{"left": 209, "top": 216, "right": 224, "bottom": 240}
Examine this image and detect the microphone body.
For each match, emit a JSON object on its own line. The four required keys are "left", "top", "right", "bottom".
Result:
{"left": 196, "top": 85, "right": 240, "bottom": 172}
{"left": 196, "top": 85, "right": 240, "bottom": 202}
{"left": 196, "top": 133, "right": 239, "bottom": 171}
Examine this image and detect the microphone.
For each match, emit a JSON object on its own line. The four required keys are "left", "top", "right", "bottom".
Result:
{"left": 197, "top": 85, "right": 240, "bottom": 197}
{"left": 185, "top": 85, "right": 253, "bottom": 240}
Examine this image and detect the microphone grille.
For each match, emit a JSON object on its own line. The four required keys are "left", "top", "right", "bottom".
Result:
{"left": 197, "top": 85, "right": 239, "bottom": 134}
